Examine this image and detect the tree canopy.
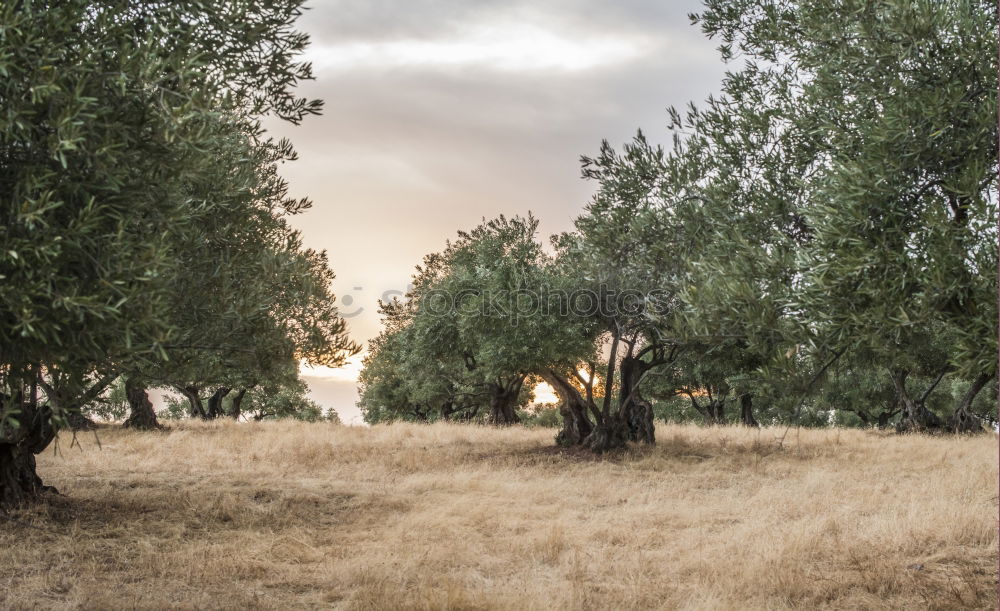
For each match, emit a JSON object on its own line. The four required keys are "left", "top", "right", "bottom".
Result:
{"left": 0, "top": 0, "right": 357, "bottom": 505}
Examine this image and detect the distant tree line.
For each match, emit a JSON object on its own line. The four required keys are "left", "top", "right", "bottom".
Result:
{"left": 0, "top": 1, "right": 357, "bottom": 506}
{"left": 358, "top": 0, "right": 998, "bottom": 451}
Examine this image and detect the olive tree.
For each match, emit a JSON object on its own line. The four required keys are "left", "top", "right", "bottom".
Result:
{"left": 0, "top": 0, "right": 332, "bottom": 505}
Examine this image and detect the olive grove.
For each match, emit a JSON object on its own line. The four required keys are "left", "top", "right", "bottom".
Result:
{"left": 358, "top": 0, "right": 998, "bottom": 450}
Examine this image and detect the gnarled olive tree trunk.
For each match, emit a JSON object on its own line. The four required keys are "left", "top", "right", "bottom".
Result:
{"left": 686, "top": 390, "right": 728, "bottom": 425}
{"left": 0, "top": 393, "right": 57, "bottom": 508}
{"left": 1, "top": 372, "right": 117, "bottom": 507}
{"left": 739, "top": 393, "right": 759, "bottom": 427}
{"left": 582, "top": 337, "right": 671, "bottom": 453}
{"left": 891, "top": 369, "right": 945, "bottom": 432}
{"left": 583, "top": 413, "right": 630, "bottom": 453}
{"left": 178, "top": 386, "right": 206, "bottom": 419}
{"left": 487, "top": 377, "right": 524, "bottom": 426}
{"left": 229, "top": 388, "right": 247, "bottom": 420}
{"left": 949, "top": 373, "right": 993, "bottom": 433}
{"left": 123, "top": 378, "right": 160, "bottom": 430}
{"left": 620, "top": 356, "right": 655, "bottom": 445}
{"left": 206, "top": 387, "right": 231, "bottom": 419}
{"left": 539, "top": 370, "right": 593, "bottom": 446}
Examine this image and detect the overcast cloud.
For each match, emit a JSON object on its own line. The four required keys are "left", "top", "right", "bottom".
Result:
{"left": 266, "top": 0, "right": 728, "bottom": 423}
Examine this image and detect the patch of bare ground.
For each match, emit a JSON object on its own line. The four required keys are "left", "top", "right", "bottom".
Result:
{"left": 0, "top": 421, "right": 995, "bottom": 609}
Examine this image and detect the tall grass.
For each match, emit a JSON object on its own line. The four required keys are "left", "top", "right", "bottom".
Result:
{"left": 1, "top": 421, "right": 995, "bottom": 609}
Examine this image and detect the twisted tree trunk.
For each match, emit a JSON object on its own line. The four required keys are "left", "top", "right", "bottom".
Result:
{"left": 949, "top": 373, "right": 993, "bottom": 433}
{"left": 123, "top": 379, "right": 160, "bottom": 430}
{"left": 581, "top": 337, "right": 675, "bottom": 452}
{"left": 583, "top": 335, "right": 632, "bottom": 453}
{"left": 487, "top": 380, "right": 522, "bottom": 425}
{"left": 539, "top": 370, "right": 593, "bottom": 446}
{"left": 229, "top": 388, "right": 247, "bottom": 420}
{"left": 739, "top": 393, "right": 759, "bottom": 427}
{"left": 619, "top": 356, "right": 655, "bottom": 444}
{"left": 206, "top": 387, "right": 231, "bottom": 419}
{"left": 0, "top": 393, "right": 57, "bottom": 508}
{"left": 583, "top": 413, "right": 630, "bottom": 453}
{"left": 2, "top": 372, "right": 121, "bottom": 505}
{"left": 891, "top": 369, "right": 945, "bottom": 432}
{"left": 179, "top": 386, "right": 206, "bottom": 419}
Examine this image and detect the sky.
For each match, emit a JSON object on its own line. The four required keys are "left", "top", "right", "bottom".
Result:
{"left": 267, "top": 0, "right": 729, "bottom": 424}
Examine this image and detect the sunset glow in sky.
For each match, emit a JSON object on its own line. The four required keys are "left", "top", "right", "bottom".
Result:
{"left": 271, "top": 1, "right": 727, "bottom": 423}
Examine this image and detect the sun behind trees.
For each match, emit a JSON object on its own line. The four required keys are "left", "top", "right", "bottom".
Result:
{"left": 358, "top": 0, "right": 998, "bottom": 450}
{"left": 0, "top": 2, "right": 358, "bottom": 506}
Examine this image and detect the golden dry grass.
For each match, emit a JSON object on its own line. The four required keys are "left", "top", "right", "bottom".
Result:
{"left": 0, "top": 421, "right": 996, "bottom": 610}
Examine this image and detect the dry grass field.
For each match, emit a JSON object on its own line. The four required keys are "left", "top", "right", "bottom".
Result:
{"left": 0, "top": 421, "right": 996, "bottom": 610}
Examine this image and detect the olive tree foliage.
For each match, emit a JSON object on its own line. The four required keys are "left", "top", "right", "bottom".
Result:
{"left": 359, "top": 215, "right": 598, "bottom": 428}
{"left": 567, "top": 133, "right": 771, "bottom": 450}
{"left": 358, "top": 253, "right": 480, "bottom": 424}
{"left": 367, "top": 1, "right": 997, "bottom": 447}
{"left": 604, "top": 0, "right": 998, "bottom": 433}
{"left": 141, "top": 200, "right": 357, "bottom": 423}
{"left": 358, "top": 298, "right": 477, "bottom": 424}
{"left": 0, "top": 1, "right": 350, "bottom": 505}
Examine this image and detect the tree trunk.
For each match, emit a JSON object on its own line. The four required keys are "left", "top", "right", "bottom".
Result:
{"left": 540, "top": 370, "right": 593, "bottom": 446}
{"left": 705, "top": 398, "right": 726, "bottom": 425}
{"left": 487, "top": 382, "right": 521, "bottom": 426}
{"left": 180, "top": 386, "right": 206, "bottom": 419}
{"left": 123, "top": 379, "right": 160, "bottom": 430}
{"left": 206, "top": 387, "right": 231, "bottom": 419}
{"left": 949, "top": 373, "right": 993, "bottom": 433}
{"left": 229, "top": 388, "right": 247, "bottom": 420}
{"left": 0, "top": 443, "right": 49, "bottom": 508}
{"left": 0, "top": 395, "right": 57, "bottom": 508}
{"left": 582, "top": 334, "right": 631, "bottom": 452}
{"left": 739, "top": 393, "right": 759, "bottom": 427}
{"left": 891, "top": 369, "right": 944, "bottom": 432}
{"left": 876, "top": 408, "right": 898, "bottom": 429}
{"left": 619, "top": 356, "right": 655, "bottom": 445}
{"left": 582, "top": 414, "right": 629, "bottom": 453}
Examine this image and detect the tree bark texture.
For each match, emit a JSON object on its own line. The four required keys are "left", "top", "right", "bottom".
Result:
{"left": 619, "top": 356, "right": 655, "bottom": 445}
{"left": 739, "top": 393, "right": 759, "bottom": 427}
{"left": 206, "top": 387, "right": 231, "bottom": 419}
{"left": 949, "top": 373, "right": 993, "bottom": 433}
{"left": 229, "top": 388, "right": 247, "bottom": 420}
{"left": 123, "top": 379, "right": 160, "bottom": 430}
{"left": 487, "top": 380, "right": 522, "bottom": 426}
{"left": 540, "top": 370, "right": 594, "bottom": 446}
{"left": 0, "top": 393, "right": 57, "bottom": 508}
{"left": 891, "top": 369, "right": 944, "bottom": 432}
{"left": 180, "top": 386, "right": 206, "bottom": 419}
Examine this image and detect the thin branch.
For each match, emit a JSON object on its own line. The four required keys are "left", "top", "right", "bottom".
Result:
{"left": 918, "top": 366, "right": 949, "bottom": 404}
{"left": 777, "top": 346, "right": 849, "bottom": 448}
